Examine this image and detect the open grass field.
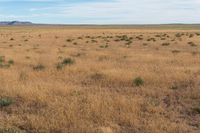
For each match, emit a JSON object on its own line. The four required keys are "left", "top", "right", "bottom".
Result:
{"left": 0, "top": 26, "right": 200, "bottom": 133}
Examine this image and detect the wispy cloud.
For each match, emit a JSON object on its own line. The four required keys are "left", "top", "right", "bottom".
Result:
{"left": 0, "top": 0, "right": 200, "bottom": 24}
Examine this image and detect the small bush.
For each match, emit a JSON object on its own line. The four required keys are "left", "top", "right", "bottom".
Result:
{"left": 196, "top": 33, "right": 200, "bottom": 36}
{"left": 100, "top": 44, "right": 109, "bottom": 48}
{"left": 57, "top": 58, "right": 75, "bottom": 70}
{"left": 62, "top": 58, "right": 74, "bottom": 65}
{"left": 189, "top": 34, "right": 194, "bottom": 38}
{"left": 8, "top": 60, "right": 14, "bottom": 65}
{"left": 33, "top": 64, "right": 45, "bottom": 71}
{"left": 133, "top": 77, "right": 144, "bottom": 87}
{"left": 0, "top": 97, "right": 14, "bottom": 107}
{"left": 90, "top": 73, "right": 104, "bottom": 81}
{"left": 188, "top": 42, "right": 197, "bottom": 47}
{"left": 170, "top": 84, "right": 178, "bottom": 90}
{"left": 0, "top": 56, "right": 5, "bottom": 63}
{"left": 0, "top": 64, "right": 10, "bottom": 68}
{"left": 172, "top": 50, "right": 180, "bottom": 54}
{"left": 136, "top": 36, "right": 143, "bottom": 40}
{"left": 73, "top": 42, "right": 77, "bottom": 45}
{"left": 10, "top": 38, "right": 14, "bottom": 41}
{"left": 125, "top": 41, "right": 132, "bottom": 45}
{"left": 0, "top": 56, "right": 12, "bottom": 68}
{"left": 147, "top": 38, "right": 156, "bottom": 42}
{"left": 175, "top": 33, "right": 182, "bottom": 38}
{"left": 66, "top": 39, "right": 73, "bottom": 42}
{"left": 191, "top": 51, "right": 199, "bottom": 56}
{"left": 193, "top": 107, "right": 200, "bottom": 114}
{"left": 162, "top": 43, "right": 170, "bottom": 46}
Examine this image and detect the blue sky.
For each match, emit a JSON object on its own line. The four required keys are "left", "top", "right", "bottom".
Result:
{"left": 0, "top": 0, "right": 200, "bottom": 24}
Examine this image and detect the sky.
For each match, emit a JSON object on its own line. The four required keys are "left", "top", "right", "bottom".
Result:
{"left": 0, "top": 0, "right": 200, "bottom": 24}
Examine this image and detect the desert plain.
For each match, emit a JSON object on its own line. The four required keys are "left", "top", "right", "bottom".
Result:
{"left": 0, "top": 26, "right": 200, "bottom": 133}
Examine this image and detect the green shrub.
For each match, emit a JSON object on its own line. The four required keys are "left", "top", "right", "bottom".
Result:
{"left": 62, "top": 58, "right": 74, "bottom": 65}
{"left": 57, "top": 58, "right": 75, "bottom": 70}
{"left": 8, "top": 60, "right": 14, "bottom": 65}
{"left": 193, "top": 107, "right": 200, "bottom": 114}
{"left": 0, "top": 97, "right": 14, "bottom": 107}
{"left": 133, "top": 77, "right": 144, "bottom": 87}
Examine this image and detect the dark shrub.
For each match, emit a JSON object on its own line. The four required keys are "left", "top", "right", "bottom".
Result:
{"left": 0, "top": 97, "right": 14, "bottom": 107}
{"left": 133, "top": 77, "right": 144, "bottom": 87}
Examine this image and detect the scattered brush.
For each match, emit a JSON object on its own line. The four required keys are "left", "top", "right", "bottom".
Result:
{"left": 133, "top": 77, "right": 144, "bottom": 87}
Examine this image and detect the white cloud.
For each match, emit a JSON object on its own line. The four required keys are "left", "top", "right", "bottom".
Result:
{"left": 1, "top": 0, "right": 200, "bottom": 24}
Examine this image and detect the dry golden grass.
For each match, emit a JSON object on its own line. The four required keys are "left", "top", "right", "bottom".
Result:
{"left": 0, "top": 26, "right": 200, "bottom": 133}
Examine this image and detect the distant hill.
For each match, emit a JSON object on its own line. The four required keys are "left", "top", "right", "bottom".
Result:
{"left": 0, "top": 21, "right": 32, "bottom": 26}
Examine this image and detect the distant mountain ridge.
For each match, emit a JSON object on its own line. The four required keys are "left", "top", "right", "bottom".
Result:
{"left": 0, "top": 21, "right": 32, "bottom": 26}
